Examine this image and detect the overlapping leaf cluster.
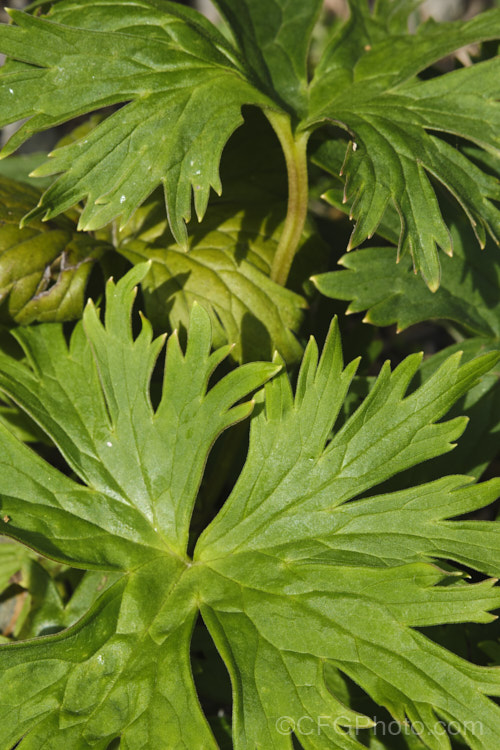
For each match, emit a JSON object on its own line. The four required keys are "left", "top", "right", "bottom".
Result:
{"left": 114, "top": 115, "right": 313, "bottom": 363}
{"left": 1, "top": 1, "right": 500, "bottom": 749}
{"left": 1, "top": 0, "right": 500, "bottom": 289}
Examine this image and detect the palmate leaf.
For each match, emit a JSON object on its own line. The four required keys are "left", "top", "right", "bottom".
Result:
{"left": 0, "top": 269, "right": 500, "bottom": 748}
{"left": 312, "top": 141, "right": 500, "bottom": 337}
{"left": 0, "top": 265, "right": 280, "bottom": 749}
{"left": 306, "top": 2, "right": 500, "bottom": 289}
{"left": 312, "top": 245, "right": 500, "bottom": 338}
{"left": 0, "top": 264, "right": 280, "bottom": 562}
{"left": 195, "top": 344, "right": 500, "bottom": 750}
{"left": 384, "top": 339, "right": 500, "bottom": 484}
{"left": 211, "top": 0, "right": 323, "bottom": 114}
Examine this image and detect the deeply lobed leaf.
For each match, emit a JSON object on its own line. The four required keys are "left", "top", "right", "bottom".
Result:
{"left": 0, "top": 269, "right": 499, "bottom": 747}
{"left": 313, "top": 245, "right": 500, "bottom": 338}
{"left": 0, "top": 0, "right": 273, "bottom": 244}
{"left": 118, "top": 200, "right": 307, "bottom": 363}
{"left": 307, "top": 2, "right": 500, "bottom": 288}
{"left": 0, "top": 265, "right": 279, "bottom": 562}
{"left": 195, "top": 328, "right": 500, "bottom": 749}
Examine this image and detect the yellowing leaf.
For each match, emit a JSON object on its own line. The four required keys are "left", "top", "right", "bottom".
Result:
{"left": 0, "top": 176, "right": 107, "bottom": 324}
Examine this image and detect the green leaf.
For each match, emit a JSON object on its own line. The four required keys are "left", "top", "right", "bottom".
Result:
{"left": 324, "top": 663, "right": 431, "bottom": 750}
{"left": 313, "top": 144, "right": 500, "bottom": 341}
{"left": 307, "top": 5, "right": 500, "bottom": 289}
{"left": 0, "top": 266, "right": 279, "bottom": 748}
{"left": 0, "top": 398, "right": 50, "bottom": 444}
{"left": 212, "top": 0, "right": 323, "bottom": 113}
{"left": 119, "top": 200, "right": 306, "bottom": 363}
{"left": 0, "top": 539, "right": 40, "bottom": 641}
{"left": 0, "top": 265, "right": 279, "bottom": 564}
{"left": 310, "top": 143, "right": 500, "bottom": 485}
{"left": 2, "top": 0, "right": 499, "bottom": 292}
{"left": 0, "top": 539, "right": 32, "bottom": 594}
{"left": 382, "top": 339, "right": 500, "bottom": 485}
{"left": 0, "top": 152, "right": 52, "bottom": 189}
{"left": 116, "top": 110, "right": 322, "bottom": 364}
{"left": 195, "top": 333, "right": 500, "bottom": 749}
{"left": 15, "top": 564, "right": 121, "bottom": 641}
{"left": 0, "top": 1, "right": 274, "bottom": 244}
{"left": 312, "top": 245, "right": 500, "bottom": 338}
{"left": 0, "top": 176, "right": 107, "bottom": 324}
{"left": 0, "top": 537, "right": 119, "bottom": 643}
{"left": 0, "top": 276, "right": 499, "bottom": 747}
{"left": 12, "top": 558, "right": 67, "bottom": 640}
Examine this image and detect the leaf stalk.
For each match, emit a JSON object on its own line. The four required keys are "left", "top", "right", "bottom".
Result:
{"left": 266, "top": 110, "right": 310, "bottom": 287}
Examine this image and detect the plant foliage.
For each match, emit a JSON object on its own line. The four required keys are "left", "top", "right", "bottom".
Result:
{"left": 0, "top": 269, "right": 498, "bottom": 749}
{"left": 1, "top": 0, "right": 500, "bottom": 287}
{"left": 0, "top": 176, "right": 107, "bottom": 324}
{"left": 0, "top": 1, "right": 500, "bottom": 749}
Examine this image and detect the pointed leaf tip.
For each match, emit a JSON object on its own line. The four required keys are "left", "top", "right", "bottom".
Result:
{"left": 271, "top": 350, "right": 285, "bottom": 366}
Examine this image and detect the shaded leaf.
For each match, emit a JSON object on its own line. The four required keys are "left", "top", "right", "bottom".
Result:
{"left": 15, "top": 565, "right": 121, "bottom": 641}
{"left": 212, "top": 0, "right": 323, "bottom": 113}
{"left": 312, "top": 162, "right": 500, "bottom": 341}
{"left": 0, "top": 536, "right": 120, "bottom": 643}
{"left": 306, "top": 4, "right": 500, "bottom": 288}
{"left": 381, "top": 339, "right": 500, "bottom": 485}
{"left": 2, "top": 0, "right": 499, "bottom": 294}
{"left": 313, "top": 245, "right": 500, "bottom": 338}
{"left": 0, "top": 398, "right": 49, "bottom": 444}
{"left": 0, "top": 152, "right": 52, "bottom": 188}
{"left": 116, "top": 111, "right": 312, "bottom": 363}
{"left": 0, "top": 176, "right": 107, "bottom": 324}
{"left": 0, "top": 539, "right": 32, "bottom": 595}
{"left": 118, "top": 197, "right": 307, "bottom": 363}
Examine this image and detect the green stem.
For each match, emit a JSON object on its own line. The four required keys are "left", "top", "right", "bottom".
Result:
{"left": 266, "top": 110, "right": 310, "bottom": 287}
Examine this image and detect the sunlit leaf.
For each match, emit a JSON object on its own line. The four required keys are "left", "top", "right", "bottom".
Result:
{"left": 0, "top": 268, "right": 499, "bottom": 747}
